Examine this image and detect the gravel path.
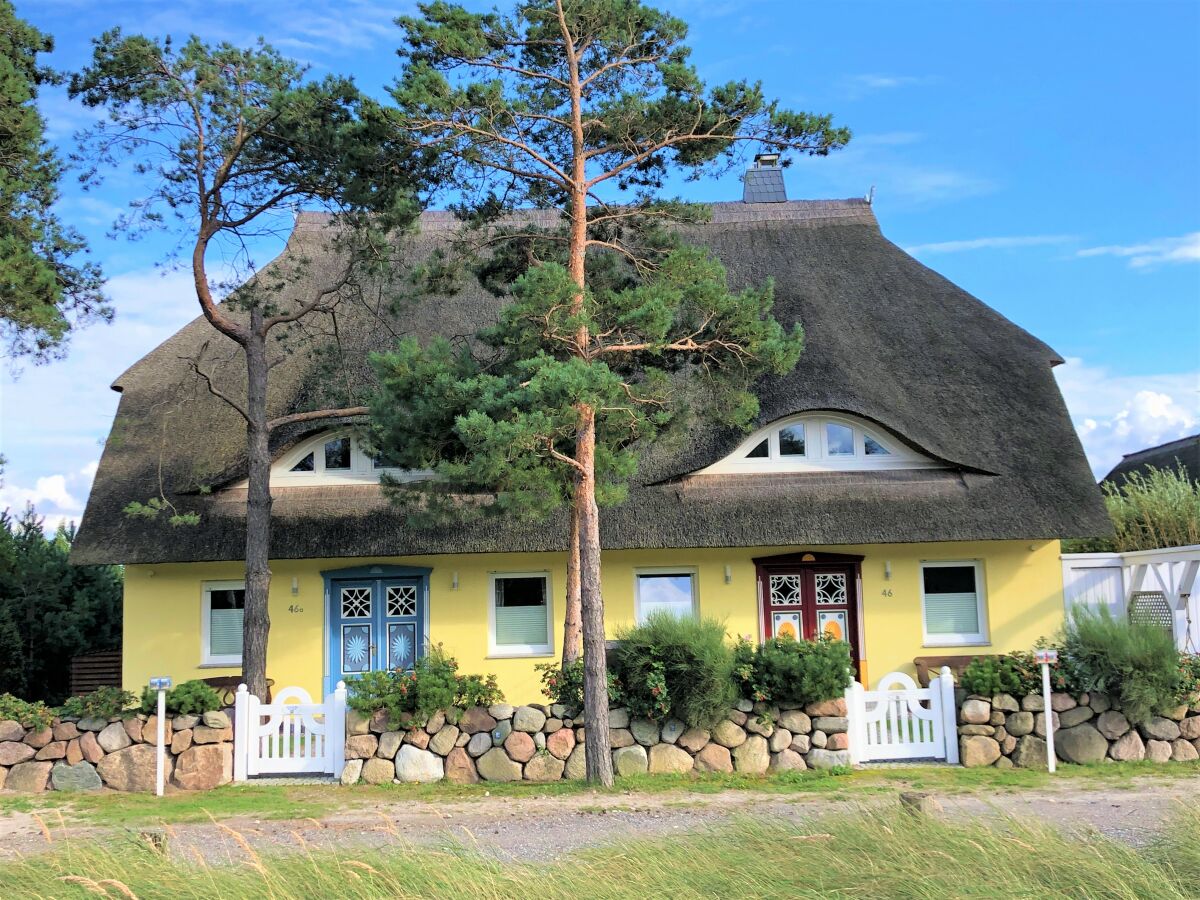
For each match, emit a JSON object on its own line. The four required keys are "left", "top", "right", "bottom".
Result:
{"left": 2, "top": 775, "right": 1197, "bottom": 864}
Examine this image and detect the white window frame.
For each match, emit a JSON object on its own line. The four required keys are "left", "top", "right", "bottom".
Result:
{"left": 259, "top": 430, "right": 431, "bottom": 487}
{"left": 920, "top": 560, "right": 989, "bottom": 646}
{"left": 201, "top": 580, "right": 246, "bottom": 666}
{"left": 634, "top": 567, "right": 699, "bottom": 624}
{"left": 488, "top": 571, "right": 554, "bottom": 658}
{"left": 698, "top": 413, "right": 942, "bottom": 474}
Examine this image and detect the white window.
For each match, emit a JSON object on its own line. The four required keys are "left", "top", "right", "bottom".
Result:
{"left": 921, "top": 561, "right": 988, "bottom": 646}
{"left": 264, "top": 430, "right": 431, "bottom": 487}
{"left": 489, "top": 573, "right": 553, "bottom": 657}
{"left": 202, "top": 581, "right": 245, "bottom": 665}
{"left": 635, "top": 568, "right": 698, "bottom": 623}
{"left": 697, "top": 413, "right": 940, "bottom": 474}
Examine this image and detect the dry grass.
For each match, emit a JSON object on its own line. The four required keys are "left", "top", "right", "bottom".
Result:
{"left": 2, "top": 801, "right": 1199, "bottom": 898}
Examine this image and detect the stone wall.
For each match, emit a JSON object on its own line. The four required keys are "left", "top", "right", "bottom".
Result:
{"left": 342, "top": 699, "right": 853, "bottom": 785}
{"left": 0, "top": 710, "right": 234, "bottom": 793}
{"left": 956, "top": 691, "right": 1200, "bottom": 768}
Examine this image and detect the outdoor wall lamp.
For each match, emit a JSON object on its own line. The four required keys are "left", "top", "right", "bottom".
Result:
{"left": 884, "top": 561, "right": 892, "bottom": 580}
{"left": 452, "top": 571, "right": 459, "bottom": 590}
{"left": 724, "top": 564, "right": 732, "bottom": 584}
{"left": 291, "top": 577, "right": 299, "bottom": 595}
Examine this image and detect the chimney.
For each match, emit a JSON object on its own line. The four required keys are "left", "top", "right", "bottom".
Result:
{"left": 742, "top": 153, "right": 786, "bottom": 203}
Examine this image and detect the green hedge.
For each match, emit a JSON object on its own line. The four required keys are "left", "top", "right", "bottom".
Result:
{"left": 612, "top": 613, "right": 737, "bottom": 729}
{"left": 347, "top": 645, "right": 503, "bottom": 726}
{"left": 733, "top": 635, "right": 853, "bottom": 707}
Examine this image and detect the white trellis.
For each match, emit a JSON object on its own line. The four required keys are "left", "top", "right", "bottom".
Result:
{"left": 845, "top": 667, "right": 957, "bottom": 764}
{"left": 233, "top": 682, "right": 346, "bottom": 779}
{"left": 1062, "top": 545, "right": 1200, "bottom": 651}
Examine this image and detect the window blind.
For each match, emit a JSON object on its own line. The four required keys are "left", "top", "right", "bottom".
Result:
{"left": 924, "top": 592, "right": 979, "bottom": 635}
{"left": 210, "top": 607, "right": 244, "bottom": 656}
{"left": 495, "top": 605, "right": 546, "bottom": 646}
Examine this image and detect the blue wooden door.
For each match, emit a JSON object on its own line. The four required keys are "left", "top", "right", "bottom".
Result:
{"left": 328, "top": 576, "right": 425, "bottom": 687}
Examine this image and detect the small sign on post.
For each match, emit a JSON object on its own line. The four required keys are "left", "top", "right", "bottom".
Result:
{"left": 149, "top": 677, "right": 172, "bottom": 796}
{"left": 1034, "top": 650, "right": 1058, "bottom": 774}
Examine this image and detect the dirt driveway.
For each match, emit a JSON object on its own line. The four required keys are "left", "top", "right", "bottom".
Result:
{"left": 2, "top": 773, "right": 1196, "bottom": 865}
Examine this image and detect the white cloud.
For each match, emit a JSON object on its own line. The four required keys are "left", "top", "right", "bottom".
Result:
{"left": 1077, "top": 232, "right": 1200, "bottom": 269}
{"left": 840, "top": 74, "right": 934, "bottom": 98}
{"left": 904, "top": 235, "right": 1076, "bottom": 256}
{"left": 0, "top": 475, "right": 78, "bottom": 513}
{"left": 1054, "top": 358, "right": 1199, "bottom": 477}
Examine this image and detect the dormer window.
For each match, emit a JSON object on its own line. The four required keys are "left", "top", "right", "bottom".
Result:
{"left": 698, "top": 413, "right": 942, "bottom": 475}
{"left": 267, "top": 431, "right": 430, "bottom": 486}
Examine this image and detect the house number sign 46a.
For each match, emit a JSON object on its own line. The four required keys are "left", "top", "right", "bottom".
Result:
{"left": 288, "top": 604, "right": 305, "bottom": 614}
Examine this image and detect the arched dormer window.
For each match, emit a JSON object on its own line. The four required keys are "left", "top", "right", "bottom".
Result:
{"left": 697, "top": 413, "right": 943, "bottom": 475}
{"left": 269, "top": 431, "right": 429, "bottom": 486}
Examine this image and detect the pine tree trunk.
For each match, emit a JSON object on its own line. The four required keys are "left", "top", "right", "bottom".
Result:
{"left": 561, "top": 498, "right": 582, "bottom": 665}
{"left": 241, "top": 320, "right": 272, "bottom": 700}
{"left": 576, "top": 404, "right": 614, "bottom": 787}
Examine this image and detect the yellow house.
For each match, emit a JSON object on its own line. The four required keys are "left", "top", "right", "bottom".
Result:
{"left": 71, "top": 197, "right": 1108, "bottom": 703}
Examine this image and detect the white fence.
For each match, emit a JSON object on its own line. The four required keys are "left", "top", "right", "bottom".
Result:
{"left": 845, "top": 668, "right": 958, "bottom": 764}
{"left": 1062, "top": 545, "right": 1200, "bottom": 651}
{"left": 233, "top": 682, "right": 346, "bottom": 780}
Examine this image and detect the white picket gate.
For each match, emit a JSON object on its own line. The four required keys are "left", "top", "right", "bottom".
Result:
{"left": 845, "top": 667, "right": 958, "bottom": 764}
{"left": 233, "top": 682, "right": 346, "bottom": 780}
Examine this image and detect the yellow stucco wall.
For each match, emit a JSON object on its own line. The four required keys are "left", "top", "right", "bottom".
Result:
{"left": 122, "top": 540, "right": 1065, "bottom": 702}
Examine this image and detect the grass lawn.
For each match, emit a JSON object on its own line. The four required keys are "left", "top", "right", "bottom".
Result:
{"left": 2, "top": 759, "right": 1198, "bottom": 827}
{"left": 1, "top": 801, "right": 1198, "bottom": 898}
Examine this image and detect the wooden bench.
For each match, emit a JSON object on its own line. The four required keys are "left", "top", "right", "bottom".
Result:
{"left": 912, "top": 654, "right": 999, "bottom": 688}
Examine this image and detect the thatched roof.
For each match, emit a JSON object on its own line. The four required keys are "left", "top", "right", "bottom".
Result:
{"left": 71, "top": 199, "right": 1109, "bottom": 565}
{"left": 1102, "top": 434, "right": 1199, "bottom": 486}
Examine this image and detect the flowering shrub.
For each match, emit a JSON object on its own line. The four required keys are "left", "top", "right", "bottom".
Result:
{"left": 0, "top": 693, "right": 54, "bottom": 730}
{"left": 535, "top": 659, "right": 619, "bottom": 710}
{"left": 733, "top": 635, "right": 852, "bottom": 706}
{"left": 60, "top": 686, "right": 136, "bottom": 719}
{"left": 348, "top": 645, "right": 503, "bottom": 725}
{"left": 612, "top": 612, "right": 735, "bottom": 728}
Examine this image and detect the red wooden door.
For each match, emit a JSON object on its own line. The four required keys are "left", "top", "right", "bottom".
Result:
{"left": 757, "top": 556, "right": 861, "bottom": 671}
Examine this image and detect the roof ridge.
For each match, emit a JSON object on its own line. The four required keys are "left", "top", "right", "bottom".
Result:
{"left": 1121, "top": 433, "right": 1200, "bottom": 460}
{"left": 293, "top": 198, "right": 877, "bottom": 234}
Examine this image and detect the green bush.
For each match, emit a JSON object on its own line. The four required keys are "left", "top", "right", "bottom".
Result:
{"left": 59, "top": 686, "right": 136, "bottom": 719}
{"left": 733, "top": 635, "right": 853, "bottom": 706}
{"left": 612, "top": 613, "right": 736, "bottom": 728}
{"left": 1061, "top": 605, "right": 1183, "bottom": 724}
{"left": 0, "top": 693, "right": 53, "bottom": 730}
{"left": 139, "top": 679, "right": 222, "bottom": 716}
{"left": 535, "top": 659, "right": 620, "bottom": 710}
{"left": 1063, "top": 464, "right": 1200, "bottom": 553}
{"left": 347, "top": 645, "right": 500, "bottom": 726}
{"left": 455, "top": 672, "right": 504, "bottom": 709}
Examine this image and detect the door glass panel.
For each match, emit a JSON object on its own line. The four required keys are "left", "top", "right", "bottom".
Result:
{"left": 388, "top": 622, "right": 417, "bottom": 669}
{"left": 340, "top": 586, "right": 372, "bottom": 618}
{"left": 826, "top": 423, "right": 855, "bottom": 455}
{"left": 818, "top": 610, "right": 848, "bottom": 641}
{"left": 387, "top": 584, "right": 417, "bottom": 617}
{"left": 814, "top": 573, "right": 847, "bottom": 605}
{"left": 342, "top": 624, "right": 371, "bottom": 673}
{"left": 772, "top": 611, "right": 802, "bottom": 640}
{"left": 769, "top": 574, "right": 802, "bottom": 606}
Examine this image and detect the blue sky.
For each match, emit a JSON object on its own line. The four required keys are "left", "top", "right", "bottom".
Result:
{"left": 3, "top": 0, "right": 1198, "bottom": 530}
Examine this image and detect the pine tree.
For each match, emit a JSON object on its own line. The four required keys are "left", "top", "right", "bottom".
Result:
{"left": 372, "top": 0, "right": 847, "bottom": 785}
{"left": 0, "top": 1, "right": 108, "bottom": 361}
{"left": 71, "top": 34, "right": 425, "bottom": 698}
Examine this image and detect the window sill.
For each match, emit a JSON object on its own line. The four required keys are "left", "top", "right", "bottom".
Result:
{"left": 921, "top": 641, "right": 990, "bottom": 649}
{"left": 198, "top": 662, "right": 242, "bottom": 668}
{"left": 487, "top": 650, "right": 554, "bottom": 659}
